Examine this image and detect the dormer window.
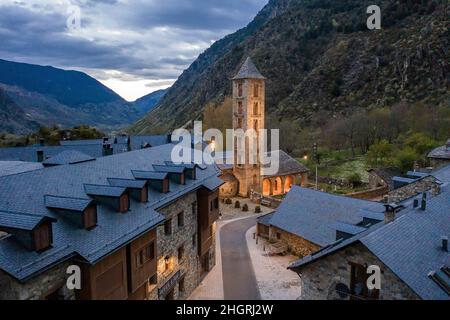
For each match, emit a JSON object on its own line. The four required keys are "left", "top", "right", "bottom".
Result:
{"left": 164, "top": 162, "right": 198, "bottom": 180}
{"left": 84, "top": 184, "right": 129, "bottom": 213}
{"left": 152, "top": 165, "right": 187, "bottom": 185}
{"left": 132, "top": 171, "right": 170, "bottom": 193}
{"left": 0, "top": 211, "right": 56, "bottom": 252}
{"left": 108, "top": 178, "right": 148, "bottom": 203}
{"left": 45, "top": 195, "right": 97, "bottom": 230}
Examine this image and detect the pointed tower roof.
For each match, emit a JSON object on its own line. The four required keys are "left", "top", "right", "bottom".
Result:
{"left": 232, "top": 57, "right": 266, "bottom": 80}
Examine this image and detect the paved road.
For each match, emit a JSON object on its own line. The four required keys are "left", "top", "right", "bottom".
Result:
{"left": 220, "top": 216, "right": 261, "bottom": 300}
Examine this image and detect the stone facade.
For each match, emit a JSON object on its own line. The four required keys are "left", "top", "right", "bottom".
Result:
{"left": 388, "top": 175, "right": 438, "bottom": 203}
{"left": 268, "top": 226, "right": 320, "bottom": 258}
{"left": 219, "top": 170, "right": 239, "bottom": 198}
{"left": 149, "top": 191, "right": 216, "bottom": 300}
{"left": 232, "top": 76, "right": 265, "bottom": 197}
{"left": 0, "top": 261, "right": 75, "bottom": 300}
{"left": 430, "top": 158, "right": 450, "bottom": 169}
{"left": 296, "top": 242, "right": 420, "bottom": 300}
{"left": 0, "top": 189, "right": 218, "bottom": 301}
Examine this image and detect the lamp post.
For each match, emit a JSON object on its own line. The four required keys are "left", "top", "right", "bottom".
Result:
{"left": 313, "top": 143, "right": 318, "bottom": 190}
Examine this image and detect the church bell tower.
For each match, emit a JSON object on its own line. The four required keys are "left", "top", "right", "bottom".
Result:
{"left": 232, "top": 57, "right": 266, "bottom": 197}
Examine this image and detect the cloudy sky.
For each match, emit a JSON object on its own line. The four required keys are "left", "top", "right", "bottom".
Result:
{"left": 0, "top": 0, "right": 266, "bottom": 101}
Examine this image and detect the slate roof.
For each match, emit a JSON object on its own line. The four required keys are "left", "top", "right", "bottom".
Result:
{"left": 214, "top": 150, "right": 309, "bottom": 177}
{"left": 45, "top": 195, "right": 93, "bottom": 212}
{"left": 84, "top": 184, "right": 126, "bottom": 197}
{"left": 0, "top": 135, "right": 170, "bottom": 163}
{"left": 0, "top": 143, "right": 222, "bottom": 281}
{"left": 107, "top": 178, "right": 147, "bottom": 189}
{"left": 262, "top": 150, "right": 309, "bottom": 177}
{"left": 257, "top": 213, "right": 274, "bottom": 227}
{"left": 289, "top": 190, "right": 450, "bottom": 300}
{"left": 132, "top": 170, "right": 168, "bottom": 180}
{"left": 43, "top": 150, "right": 95, "bottom": 166}
{"left": 202, "top": 176, "right": 225, "bottom": 191}
{"left": 268, "top": 186, "right": 385, "bottom": 246}
{"left": 368, "top": 167, "right": 402, "bottom": 191}
{"left": 428, "top": 140, "right": 450, "bottom": 159}
{"left": 0, "top": 211, "right": 56, "bottom": 231}
{"left": 0, "top": 161, "right": 43, "bottom": 177}
{"left": 152, "top": 164, "right": 186, "bottom": 174}
{"left": 432, "top": 164, "right": 450, "bottom": 183}
{"left": 232, "top": 57, "right": 266, "bottom": 80}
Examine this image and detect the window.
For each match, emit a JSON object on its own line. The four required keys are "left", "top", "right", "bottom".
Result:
{"left": 237, "top": 118, "right": 242, "bottom": 129}
{"left": 238, "top": 83, "right": 243, "bottom": 97}
{"left": 179, "top": 277, "right": 185, "bottom": 293}
{"left": 192, "top": 234, "right": 196, "bottom": 247}
{"left": 254, "top": 119, "right": 258, "bottom": 130}
{"left": 145, "top": 242, "right": 155, "bottom": 261}
{"left": 238, "top": 101, "right": 243, "bottom": 114}
{"left": 178, "top": 245, "right": 185, "bottom": 261}
{"left": 253, "top": 102, "right": 259, "bottom": 115}
{"left": 254, "top": 84, "right": 259, "bottom": 97}
{"left": 164, "top": 219, "right": 172, "bottom": 235}
{"left": 136, "top": 250, "right": 144, "bottom": 267}
{"left": 164, "top": 256, "right": 171, "bottom": 272}
{"left": 149, "top": 274, "right": 157, "bottom": 286}
{"left": 191, "top": 202, "right": 197, "bottom": 216}
{"left": 177, "top": 212, "right": 184, "bottom": 228}
{"left": 214, "top": 197, "right": 219, "bottom": 209}
{"left": 276, "top": 232, "right": 281, "bottom": 240}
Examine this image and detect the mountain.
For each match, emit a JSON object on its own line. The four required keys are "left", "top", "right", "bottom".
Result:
{"left": 0, "top": 59, "right": 141, "bottom": 133}
{"left": 132, "top": 89, "right": 168, "bottom": 115}
{"left": 129, "top": 0, "right": 449, "bottom": 134}
{"left": 0, "top": 87, "right": 39, "bottom": 135}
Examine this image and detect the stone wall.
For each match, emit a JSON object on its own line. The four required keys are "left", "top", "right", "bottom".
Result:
{"left": 0, "top": 261, "right": 75, "bottom": 300}
{"left": 430, "top": 158, "right": 450, "bottom": 169}
{"left": 388, "top": 175, "right": 438, "bottom": 203}
{"left": 296, "top": 242, "right": 420, "bottom": 300}
{"left": 151, "top": 191, "right": 202, "bottom": 300}
{"left": 346, "top": 185, "right": 388, "bottom": 200}
{"left": 269, "top": 226, "right": 321, "bottom": 258}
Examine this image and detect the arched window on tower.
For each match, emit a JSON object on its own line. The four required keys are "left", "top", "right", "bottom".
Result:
{"left": 254, "top": 84, "right": 259, "bottom": 98}
{"left": 253, "top": 120, "right": 258, "bottom": 130}
{"left": 238, "top": 101, "right": 243, "bottom": 114}
{"left": 253, "top": 102, "right": 259, "bottom": 115}
{"left": 238, "top": 83, "right": 243, "bottom": 97}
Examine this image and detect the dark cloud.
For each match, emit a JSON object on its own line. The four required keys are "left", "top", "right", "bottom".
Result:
{"left": 0, "top": 0, "right": 266, "bottom": 98}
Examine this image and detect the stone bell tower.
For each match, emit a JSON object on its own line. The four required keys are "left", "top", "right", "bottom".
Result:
{"left": 232, "top": 57, "right": 266, "bottom": 197}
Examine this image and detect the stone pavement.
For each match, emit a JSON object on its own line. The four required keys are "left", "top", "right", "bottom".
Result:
{"left": 246, "top": 226, "right": 301, "bottom": 300}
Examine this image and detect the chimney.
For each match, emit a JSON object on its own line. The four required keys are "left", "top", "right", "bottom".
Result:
{"left": 102, "top": 143, "right": 113, "bottom": 156}
{"left": 39, "top": 138, "right": 45, "bottom": 146}
{"left": 413, "top": 198, "right": 419, "bottom": 208}
{"left": 103, "top": 137, "right": 109, "bottom": 144}
{"left": 37, "top": 150, "right": 44, "bottom": 163}
{"left": 384, "top": 204, "right": 397, "bottom": 224}
{"left": 127, "top": 136, "right": 131, "bottom": 151}
{"left": 421, "top": 192, "right": 427, "bottom": 211}
{"left": 431, "top": 184, "right": 441, "bottom": 197}
{"left": 442, "top": 236, "right": 449, "bottom": 252}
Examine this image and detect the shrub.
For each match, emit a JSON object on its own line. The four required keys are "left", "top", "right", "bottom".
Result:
{"left": 347, "top": 173, "right": 362, "bottom": 187}
{"left": 242, "top": 204, "right": 249, "bottom": 212}
{"left": 234, "top": 200, "right": 241, "bottom": 208}
{"left": 255, "top": 206, "right": 261, "bottom": 213}
{"left": 225, "top": 198, "right": 232, "bottom": 205}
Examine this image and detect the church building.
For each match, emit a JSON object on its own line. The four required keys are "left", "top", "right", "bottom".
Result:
{"left": 217, "top": 57, "right": 309, "bottom": 199}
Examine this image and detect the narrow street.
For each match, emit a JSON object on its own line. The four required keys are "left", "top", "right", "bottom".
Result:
{"left": 220, "top": 216, "right": 261, "bottom": 300}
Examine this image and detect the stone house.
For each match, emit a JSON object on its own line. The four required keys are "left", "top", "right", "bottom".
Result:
{"left": 257, "top": 186, "right": 386, "bottom": 257}
{"left": 428, "top": 139, "right": 450, "bottom": 168}
{"left": 289, "top": 189, "right": 450, "bottom": 300}
{"left": 368, "top": 167, "right": 402, "bottom": 191}
{"left": 0, "top": 143, "right": 222, "bottom": 300}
